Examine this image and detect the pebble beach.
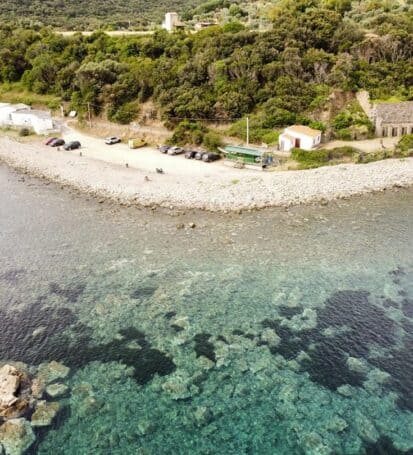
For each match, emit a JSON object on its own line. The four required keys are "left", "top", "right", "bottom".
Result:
{"left": 1, "top": 136, "right": 413, "bottom": 211}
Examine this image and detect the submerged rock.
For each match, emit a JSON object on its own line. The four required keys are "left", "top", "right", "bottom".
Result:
{"left": 137, "top": 419, "right": 156, "bottom": 436}
{"left": 162, "top": 374, "right": 195, "bottom": 400}
{"left": 31, "top": 401, "right": 60, "bottom": 427}
{"left": 337, "top": 384, "right": 353, "bottom": 397}
{"left": 346, "top": 357, "right": 368, "bottom": 374}
{"left": 45, "top": 383, "right": 69, "bottom": 398}
{"left": 193, "top": 406, "right": 213, "bottom": 427}
{"left": 0, "top": 418, "right": 35, "bottom": 455}
{"left": 261, "top": 328, "right": 281, "bottom": 347}
{"left": 36, "top": 361, "right": 70, "bottom": 385}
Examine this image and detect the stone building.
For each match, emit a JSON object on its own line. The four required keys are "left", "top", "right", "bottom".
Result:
{"left": 356, "top": 91, "right": 413, "bottom": 138}
{"left": 373, "top": 101, "right": 413, "bottom": 137}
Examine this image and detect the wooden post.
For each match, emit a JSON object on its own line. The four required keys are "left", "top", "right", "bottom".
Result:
{"left": 87, "top": 103, "right": 92, "bottom": 128}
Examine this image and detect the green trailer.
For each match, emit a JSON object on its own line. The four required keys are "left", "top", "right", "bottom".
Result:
{"left": 221, "top": 145, "right": 263, "bottom": 165}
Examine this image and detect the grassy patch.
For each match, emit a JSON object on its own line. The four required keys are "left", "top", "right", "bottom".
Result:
{"left": 0, "top": 83, "right": 61, "bottom": 110}
{"left": 291, "top": 146, "right": 359, "bottom": 169}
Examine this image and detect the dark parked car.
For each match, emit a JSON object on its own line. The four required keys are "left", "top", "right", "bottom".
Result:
{"left": 64, "top": 141, "right": 81, "bottom": 150}
{"left": 105, "top": 136, "right": 121, "bottom": 145}
{"left": 185, "top": 150, "right": 197, "bottom": 159}
{"left": 50, "top": 138, "right": 65, "bottom": 147}
{"left": 45, "top": 137, "right": 57, "bottom": 145}
{"left": 167, "top": 146, "right": 185, "bottom": 155}
{"left": 159, "top": 145, "right": 170, "bottom": 153}
{"left": 202, "top": 152, "right": 220, "bottom": 162}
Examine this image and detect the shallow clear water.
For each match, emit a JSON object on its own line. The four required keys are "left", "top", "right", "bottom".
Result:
{"left": 1, "top": 164, "right": 413, "bottom": 454}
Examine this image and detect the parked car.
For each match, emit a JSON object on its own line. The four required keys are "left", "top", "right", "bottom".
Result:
{"left": 158, "top": 145, "right": 170, "bottom": 153}
{"left": 202, "top": 152, "right": 220, "bottom": 162}
{"left": 50, "top": 138, "right": 65, "bottom": 147}
{"left": 185, "top": 150, "right": 197, "bottom": 159}
{"left": 105, "top": 136, "right": 121, "bottom": 145}
{"left": 45, "top": 137, "right": 57, "bottom": 146}
{"left": 128, "top": 138, "right": 146, "bottom": 149}
{"left": 64, "top": 141, "right": 81, "bottom": 150}
{"left": 194, "top": 151, "right": 203, "bottom": 160}
{"left": 167, "top": 146, "right": 185, "bottom": 155}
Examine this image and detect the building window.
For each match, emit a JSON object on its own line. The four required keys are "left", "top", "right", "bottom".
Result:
{"left": 401, "top": 127, "right": 407, "bottom": 136}
{"left": 392, "top": 127, "right": 398, "bottom": 137}
{"left": 382, "top": 127, "right": 388, "bottom": 137}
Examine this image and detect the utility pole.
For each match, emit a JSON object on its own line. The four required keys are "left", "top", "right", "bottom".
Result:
{"left": 87, "top": 103, "right": 92, "bottom": 129}
{"left": 246, "top": 116, "right": 249, "bottom": 146}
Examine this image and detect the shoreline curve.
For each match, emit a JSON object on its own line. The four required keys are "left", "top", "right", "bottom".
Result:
{"left": 1, "top": 137, "right": 412, "bottom": 212}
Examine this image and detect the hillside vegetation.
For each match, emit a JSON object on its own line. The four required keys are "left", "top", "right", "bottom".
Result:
{"left": 0, "top": 0, "right": 412, "bottom": 144}
{"left": 0, "top": 0, "right": 205, "bottom": 29}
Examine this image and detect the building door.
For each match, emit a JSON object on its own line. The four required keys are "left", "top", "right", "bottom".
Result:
{"left": 295, "top": 138, "right": 301, "bottom": 148}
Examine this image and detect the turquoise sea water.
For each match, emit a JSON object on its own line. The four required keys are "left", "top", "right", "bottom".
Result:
{"left": 0, "top": 164, "right": 413, "bottom": 454}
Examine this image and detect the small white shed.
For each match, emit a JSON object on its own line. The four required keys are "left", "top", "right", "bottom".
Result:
{"left": 279, "top": 125, "right": 322, "bottom": 152}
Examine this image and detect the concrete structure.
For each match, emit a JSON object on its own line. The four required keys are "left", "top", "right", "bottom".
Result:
{"left": 11, "top": 110, "right": 54, "bottom": 134}
{"left": 372, "top": 102, "right": 413, "bottom": 138}
{"left": 0, "top": 103, "right": 30, "bottom": 127}
{"left": 279, "top": 125, "right": 322, "bottom": 152}
{"left": 162, "top": 13, "right": 184, "bottom": 32}
{"left": 0, "top": 103, "right": 56, "bottom": 134}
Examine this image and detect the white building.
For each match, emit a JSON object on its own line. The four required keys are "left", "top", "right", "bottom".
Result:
{"left": 11, "top": 110, "right": 55, "bottom": 134}
{"left": 0, "top": 103, "right": 30, "bottom": 127}
{"left": 0, "top": 103, "right": 56, "bottom": 134}
{"left": 162, "top": 12, "right": 184, "bottom": 32}
{"left": 279, "top": 125, "right": 322, "bottom": 152}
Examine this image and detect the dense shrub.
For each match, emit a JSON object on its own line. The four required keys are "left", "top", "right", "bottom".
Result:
{"left": 291, "top": 148, "right": 330, "bottom": 167}
{"left": 18, "top": 127, "right": 31, "bottom": 136}
{"left": 171, "top": 120, "right": 206, "bottom": 145}
{"left": 291, "top": 146, "right": 359, "bottom": 168}
{"left": 202, "top": 131, "right": 222, "bottom": 150}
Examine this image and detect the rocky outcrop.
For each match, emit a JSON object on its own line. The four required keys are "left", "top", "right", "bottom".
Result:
{"left": 0, "top": 366, "right": 20, "bottom": 410}
{"left": 0, "top": 366, "right": 31, "bottom": 421}
{"left": 0, "top": 362, "right": 70, "bottom": 455}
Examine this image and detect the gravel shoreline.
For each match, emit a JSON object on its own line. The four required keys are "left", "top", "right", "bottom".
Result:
{"left": 1, "top": 137, "right": 413, "bottom": 211}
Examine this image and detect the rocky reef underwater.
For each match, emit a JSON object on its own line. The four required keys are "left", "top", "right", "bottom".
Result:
{"left": 1, "top": 258, "right": 413, "bottom": 455}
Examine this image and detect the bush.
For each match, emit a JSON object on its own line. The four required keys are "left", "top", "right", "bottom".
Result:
{"left": 291, "top": 148, "right": 330, "bottom": 167}
{"left": 397, "top": 134, "right": 413, "bottom": 152}
{"left": 291, "top": 146, "right": 358, "bottom": 168}
{"left": 108, "top": 102, "right": 139, "bottom": 124}
{"left": 18, "top": 127, "right": 31, "bottom": 137}
{"left": 171, "top": 120, "right": 206, "bottom": 145}
{"left": 328, "top": 146, "right": 358, "bottom": 159}
{"left": 261, "top": 131, "right": 279, "bottom": 145}
{"left": 203, "top": 132, "right": 222, "bottom": 151}
{"left": 309, "top": 121, "right": 327, "bottom": 132}
{"left": 336, "top": 128, "right": 353, "bottom": 140}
